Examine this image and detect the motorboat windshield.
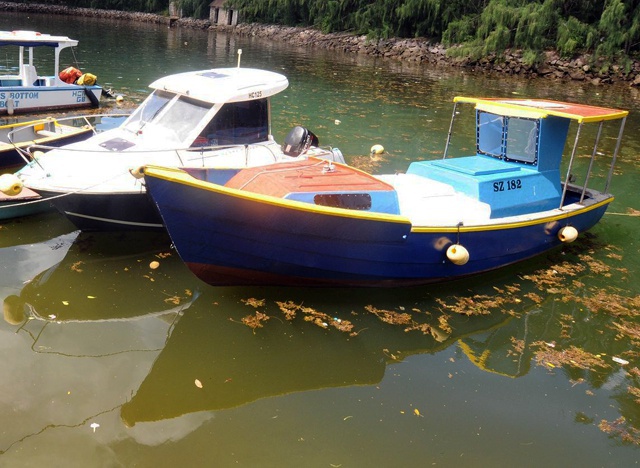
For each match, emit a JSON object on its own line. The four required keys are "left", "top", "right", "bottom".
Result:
{"left": 123, "top": 90, "right": 172, "bottom": 133}
{"left": 123, "top": 90, "right": 210, "bottom": 145}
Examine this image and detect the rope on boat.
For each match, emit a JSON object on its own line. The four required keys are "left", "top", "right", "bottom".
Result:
{"left": 604, "top": 212, "right": 640, "bottom": 217}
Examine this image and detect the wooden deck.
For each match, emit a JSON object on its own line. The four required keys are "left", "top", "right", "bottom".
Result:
{"left": 224, "top": 158, "right": 394, "bottom": 198}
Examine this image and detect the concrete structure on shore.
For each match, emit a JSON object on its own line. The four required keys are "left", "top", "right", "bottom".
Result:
{"left": 169, "top": 1, "right": 182, "bottom": 18}
{"left": 209, "top": 0, "right": 238, "bottom": 26}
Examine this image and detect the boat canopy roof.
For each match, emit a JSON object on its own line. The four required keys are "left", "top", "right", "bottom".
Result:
{"left": 148, "top": 68, "right": 289, "bottom": 104}
{"left": 454, "top": 96, "right": 629, "bottom": 123}
{"left": 0, "top": 30, "right": 79, "bottom": 49}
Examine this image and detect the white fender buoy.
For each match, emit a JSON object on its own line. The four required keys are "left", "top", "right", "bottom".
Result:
{"left": 31, "top": 150, "right": 44, "bottom": 161}
{"left": 7, "top": 99, "right": 14, "bottom": 115}
{"left": 370, "top": 144, "right": 384, "bottom": 155}
{"left": 129, "top": 166, "right": 145, "bottom": 179}
{"left": 446, "top": 243, "right": 469, "bottom": 265}
{"left": 558, "top": 225, "right": 578, "bottom": 243}
{"left": 0, "top": 173, "right": 24, "bottom": 196}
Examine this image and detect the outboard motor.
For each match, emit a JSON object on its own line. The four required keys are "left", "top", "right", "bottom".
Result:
{"left": 282, "top": 126, "right": 319, "bottom": 156}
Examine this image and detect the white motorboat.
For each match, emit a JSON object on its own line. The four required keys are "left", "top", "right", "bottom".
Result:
{"left": 0, "top": 30, "right": 102, "bottom": 115}
{"left": 13, "top": 67, "right": 344, "bottom": 230}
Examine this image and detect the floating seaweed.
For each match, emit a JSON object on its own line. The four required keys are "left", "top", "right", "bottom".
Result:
{"left": 531, "top": 341, "right": 611, "bottom": 371}
{"left": 599, "top": 417, "right": 640, "bottom": 445}
{"left": 240, "top": 311, "right": 270, "bottom": 331}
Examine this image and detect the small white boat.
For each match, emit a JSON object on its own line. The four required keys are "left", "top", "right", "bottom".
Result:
{"left": 0, "top": 30, "right": 102, "bottom": 115}
{"left": 0, "top": 113, "right": 128, "bottom": 220}
{"left": 11, "top": 67, "right": 344, "bottom": 230}
{"left": 0, "top": 116, "right": 93, "bottom": 170}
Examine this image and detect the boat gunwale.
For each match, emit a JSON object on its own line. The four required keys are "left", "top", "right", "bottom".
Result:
{"left": 143, "top": 164, "right": 613, "bottom": 233}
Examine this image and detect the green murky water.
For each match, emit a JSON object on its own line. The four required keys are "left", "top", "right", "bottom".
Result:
{"left": 1, "top": 12, "right": 639, "bottom": 466}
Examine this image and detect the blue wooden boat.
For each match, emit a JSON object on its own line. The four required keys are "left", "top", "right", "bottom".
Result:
{"left": 142, "top": 97, "right": 628, "bottom": 287}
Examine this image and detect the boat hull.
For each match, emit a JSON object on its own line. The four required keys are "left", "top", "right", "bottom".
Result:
{"left": 0, "top": 86, "right": 101, "bottom": 115}
{"left": 0, "top": 187, "right": 52, "bottom": 220}
{"left": 144, "top": 171, "right": 612, "bottom": 287}
{"left": 35, "top": 190, "right": 163, "bottom": 231}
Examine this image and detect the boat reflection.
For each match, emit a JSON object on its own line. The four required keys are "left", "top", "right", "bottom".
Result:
{"left": 14, "top": 230, "right": 197, "bottom": 322}
{"left": 0, "top": 229, "right": 77, "bottom": 301}
{"left": 120, "top": 287, "right": 513, "bottom": 427}
{"left": 0, "top": 210, "right": 76, "bottom": 249}
{"left": 0, "top": 230, "right": 198, "bottom": 455}
{"left": 4, "top": 229, "right": 637, "bottom": 451}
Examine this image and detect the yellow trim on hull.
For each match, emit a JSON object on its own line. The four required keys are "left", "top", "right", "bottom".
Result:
{"left": 143, "top": 165, "right": 413, "bottom": 226}
{"left": 411, "top": 197, "right": 612, "bottom": 233}
{"left": 144, "top": 165, "right": 612, "bottom": 234}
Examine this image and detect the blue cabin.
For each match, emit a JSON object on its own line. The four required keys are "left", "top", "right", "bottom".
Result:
{"left": 407, "top": 102, "right": 570, "bottom": 218}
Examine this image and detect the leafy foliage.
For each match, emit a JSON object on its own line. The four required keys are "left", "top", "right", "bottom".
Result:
{"left": 30, "top": 0, "right": 640, "bottom": 59}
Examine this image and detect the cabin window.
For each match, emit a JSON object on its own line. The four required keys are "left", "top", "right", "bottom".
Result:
{"left": 154, "top": 95, "right": 209, "bottom": 143}
{"left": 124, "top": 91, "right": 210, "bottom": 144}
{"left": 314, "top": 193, "right": 372, "bottom": 210}
{"left": 196, "top": 99, "right": 269, "bottom": 146}
{"left": 477, "top": 111, "right": 539, "bottom": 164}
{"left": 124, "top": 90, "right": 173, "bottom": 133}
{"left": 477, "top": 112, "right": 504, "bottom": 158}
{"left": 504, "top": 117, "right": 538, "bottom": 164}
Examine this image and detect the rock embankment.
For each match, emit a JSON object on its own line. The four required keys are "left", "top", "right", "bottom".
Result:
{"left": 231, "top": 23, "right": 640, "bottom": 86}
{"left": 3, "top": 1, "right": 640, "bottom": 86}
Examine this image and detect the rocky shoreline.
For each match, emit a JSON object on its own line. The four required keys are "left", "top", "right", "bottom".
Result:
{"left": 3, "top": 1, "right": 640, "bottom": 86}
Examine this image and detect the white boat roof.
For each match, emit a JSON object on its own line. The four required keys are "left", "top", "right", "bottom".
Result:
{"left": 0, "top": 30, "right": 79, "bottom": 49}
{"left": 148, "top": 68, "right": 289, "bottom": 104}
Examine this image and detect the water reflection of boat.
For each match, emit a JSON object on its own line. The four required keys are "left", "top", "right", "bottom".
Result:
{"left": 120, "top": 288, "right": 511, "bottom": 427}
{"left": 15, "top": 230, "right": 198, "bottom": 322}
{"left": 0, "top": 293, "right": 188, "bottom": 459}
{"left": 0, "top": 230, "right": 77, "bottom": 303}
{"left": 0, "top": 210, "right": 76, "bottom": 249}
{"left": 0, "top": 231, "right": 201, "bottom": 458}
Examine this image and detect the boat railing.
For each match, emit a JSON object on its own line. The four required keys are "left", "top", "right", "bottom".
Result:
{"left": 21, "top": 142, "right": 344, "bottom": 181}
{"left": 21, "top": 141, "right": 287, "bottom": 174}
{"left": 188, "top": 143, "right": 283, "bottom": 166}
{"left": 559, "top": 116, "right": 626, "bottom": 209}
{"left": 442, "top": 101, "right": 458, "bottom": 160}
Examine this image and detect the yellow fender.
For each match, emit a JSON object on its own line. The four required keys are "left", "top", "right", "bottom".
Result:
{"left": 0, "top": 173, "right": 23, "bottom": 196}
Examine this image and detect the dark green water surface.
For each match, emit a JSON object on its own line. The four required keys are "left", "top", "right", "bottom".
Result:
{"left": 1, "top": 12, "right": 639, "bottom": 467}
